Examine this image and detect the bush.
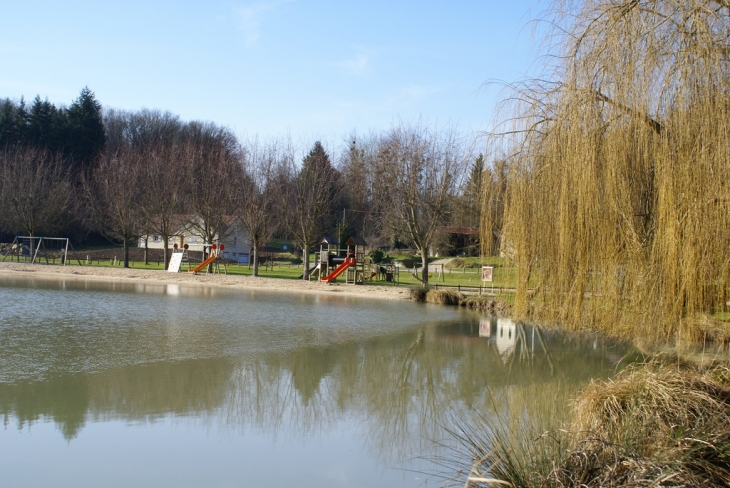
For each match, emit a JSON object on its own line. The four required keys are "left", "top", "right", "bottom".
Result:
{"left": 425, "top": 289, "right": 464, "bottom": 306}
{"left": 460, "top": 296, "right": 512, "bottom": 315}
{"left": 368, "top": 249, "right": 384, "bottom": 264}
{"left": 399, "top": 257, "right": 418, "bottom": 269}
{"left": 409, "top": 287, "right": 428, "bottom": 302}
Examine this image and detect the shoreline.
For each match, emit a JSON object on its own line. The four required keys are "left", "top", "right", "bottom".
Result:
{"left": 0, "top": 262, "right": 411, "bottom": 301}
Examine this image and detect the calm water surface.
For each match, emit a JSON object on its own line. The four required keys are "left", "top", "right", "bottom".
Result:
{"left": 0, "top": 276, "right": 636, "bottom": 487}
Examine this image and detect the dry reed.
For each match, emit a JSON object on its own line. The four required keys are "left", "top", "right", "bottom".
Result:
{"left": 486, "top": 0, "right": 730, "bottom": 342}
{"left": 409, "top": 287, "right": 429, "bottom": 302}
{"left": 460, "top": 296, "right": 513, "bottom": 316}
{"left": 451, "top": 360, "right": 730, "bottom": 487}
{"left": 425, "top": 289, "right": 465, "bottom": 305}
{"left": 552, "top": 360, "right": 730, "bottom": 486}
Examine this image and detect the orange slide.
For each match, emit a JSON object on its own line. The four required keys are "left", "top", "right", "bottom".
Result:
{"left": 321, "top": 257, "right": 354, "bottom": 282}
{"left": 188, "top": 254, "right": 218, "bottom": 273}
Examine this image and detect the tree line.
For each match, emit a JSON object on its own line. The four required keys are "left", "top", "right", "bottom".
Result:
{"left": 0, "top": 89, "right": 494, "bottom": 283}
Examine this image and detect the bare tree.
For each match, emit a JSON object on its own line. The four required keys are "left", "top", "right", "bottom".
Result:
{"left": 239, "top": 138, "right": 289, "bottom": 276}
{"left": 373, "top": 124, "right": 469, "bottom": 284}
{"left": 104, "top": 108, "right": 185, "bottom": 265}
{"left": 84, "top": 147, "right": 144, "bottom": 267}
{"left": 181, "top": 125, "right": 243, "bottom": 268}
{"left": 138, "top": 143, "right": 187, "bottom": 269}
{"left": 0, "top": 146, "right": 72, "bottom": 238}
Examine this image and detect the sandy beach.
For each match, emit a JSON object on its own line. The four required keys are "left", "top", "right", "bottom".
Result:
{"left": 0, "top": 262, "right": 411, "bottom": 301}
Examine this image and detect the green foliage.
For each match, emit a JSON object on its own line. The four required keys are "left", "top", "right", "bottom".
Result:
{"left": 368, "top": 249, "right": 384, "bottom": 263}
{"left": 398, "top": 257, "right": 418, "bottom": 269}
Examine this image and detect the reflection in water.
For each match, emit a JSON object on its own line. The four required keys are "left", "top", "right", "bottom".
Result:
{"left": 0, "top": 276, "right": 639, "bottom": 487}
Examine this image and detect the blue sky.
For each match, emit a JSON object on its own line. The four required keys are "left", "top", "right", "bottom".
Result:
{"left": 1, "top": 1, "right": 542, "bottom": 142}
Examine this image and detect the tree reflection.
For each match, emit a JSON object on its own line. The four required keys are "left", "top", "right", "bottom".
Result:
{"left": 0, "top": 358, "right": 234, "bottom": 441}
{"left": 0, "top": 313, "right": 639, "bottom": 461}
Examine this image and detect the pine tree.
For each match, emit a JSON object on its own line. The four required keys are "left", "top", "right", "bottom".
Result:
{"left": 27, "top": 96, "right": 63, "bottom": 151}
{"left": 65, "top": 87, "right": 106, "bottom": 173}
{"left": 291, "top": 141, "right": 341, "bottom": 279}
{"left": 0, "top": 99, "right": 21, "bottom": 148}
{"left": 462, "top": 153, "right": 485, "bottom": 227}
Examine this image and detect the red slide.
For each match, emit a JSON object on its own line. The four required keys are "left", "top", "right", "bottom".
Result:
{"left": 321, "top": 257, "right": 354, "bottom": 282}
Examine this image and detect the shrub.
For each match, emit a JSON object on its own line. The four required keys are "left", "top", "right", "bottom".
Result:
{"left": 409, "top": 287, "right": 428, "bottom": 302}
{"left": 425, "top": 289, "right": 464, "bottom": 306}
{"left": 368, "top": 249, "right": 384, "bottom": 264}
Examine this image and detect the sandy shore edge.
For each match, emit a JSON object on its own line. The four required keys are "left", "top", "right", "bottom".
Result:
{"left": 0, "top": 262, "right": 411, "bottom": 301}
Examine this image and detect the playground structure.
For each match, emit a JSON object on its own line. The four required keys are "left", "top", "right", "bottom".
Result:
{"left": 187, "top": 243, "right": 228, "bottom": 274}
{"left": 369, "top": 263, "right": 399, "bottom": 283}
{"left": 1, "top": 236, "right": 82, "bottom": 265}
{"left": 304, "top": 236, "right": 399, "bottom": 284}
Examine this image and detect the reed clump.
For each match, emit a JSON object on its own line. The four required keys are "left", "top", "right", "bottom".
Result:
{"left": 553, "top": 361, "right": 730, "bottom": 486}
{"left": 409, "top": 287, "right": 429, "bottom": 302}
{"left": 487, "top": 0, "right": 730, "bottom": 343}
{"left": 425, "top": 289, "right": 465, "bottom": 305}
{"left": 460, "top": 295, "right": 513, "bottom": 316}
{"left": 455, "top": 360, "right": 730, "bottom": 487}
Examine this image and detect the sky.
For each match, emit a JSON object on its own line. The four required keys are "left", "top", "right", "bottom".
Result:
{"left": 0, "top": 1, "right": 544, "bottom": 145}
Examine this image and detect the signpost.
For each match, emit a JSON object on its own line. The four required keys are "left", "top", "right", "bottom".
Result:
{"left": 482, "top": 266, "right": 493, "bottom": 282}
{"left": 482, "top": 265, "right": 494, "bottom": 294}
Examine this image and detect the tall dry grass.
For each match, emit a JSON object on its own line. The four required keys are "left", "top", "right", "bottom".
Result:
{"left": 553, "top": 361, "right": 730, "bottom": 486}
{"left": 451, "top": 360, "right": 730, "bottom": 487}
{"left": 489, "top": 0, "right": 730, "bottom": 342}
{"left": 425, "top": 289, "right": 465, "bottom": 305}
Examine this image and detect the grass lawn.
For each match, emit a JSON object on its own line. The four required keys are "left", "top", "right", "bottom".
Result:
{"left": 399, "top": 265, "right": 515, "bottom": 289}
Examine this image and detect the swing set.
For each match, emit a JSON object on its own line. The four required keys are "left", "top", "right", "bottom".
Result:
{"left": 1, "top": 236, "right": 83, "bottom": 265}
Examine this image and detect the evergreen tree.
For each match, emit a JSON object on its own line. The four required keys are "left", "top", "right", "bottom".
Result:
{"left": 339, "top": 138, "right": 373, "bottom": 240}
{"left": 0, "top": 99, "right": 21, "bottom": 148}
{"left": 27, "top": 96, "right": 63, "bottom": 151}
{"left": 462, "top": 153, "right": 485, "bottom": 228}
{"left": 65, "top": 87, "right": 106, "bottom": 173}
{"left": 290, "top": 141, "right": 341, "bottom": 279}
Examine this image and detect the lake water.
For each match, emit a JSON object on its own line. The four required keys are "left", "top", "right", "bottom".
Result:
{"left": 0, "top": 276, "right": 636, "bottom": 487}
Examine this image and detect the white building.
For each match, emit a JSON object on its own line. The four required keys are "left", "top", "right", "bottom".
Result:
{"left": 139, "top": 216, "right": 251, "bottom": 264}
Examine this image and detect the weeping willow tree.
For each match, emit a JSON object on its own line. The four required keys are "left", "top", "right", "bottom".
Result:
{"left": 492, "top": 0, "right": 730, "bottom": 341}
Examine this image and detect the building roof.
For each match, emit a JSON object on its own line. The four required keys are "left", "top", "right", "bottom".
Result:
{"left": 345, "top": 236, "right": 366, "bottom": 246}
{"left": 319, "top": 236, "right": 340, "bottom": 245}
